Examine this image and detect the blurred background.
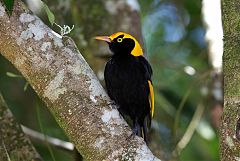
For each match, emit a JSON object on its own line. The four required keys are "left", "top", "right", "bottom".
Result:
{"left": 0, "top": 0, "right": 222, "bottom": 160}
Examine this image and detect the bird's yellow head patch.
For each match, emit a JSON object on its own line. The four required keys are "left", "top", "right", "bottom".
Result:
{"left": 95, "top": 32, "right": 143, "bottom": 57}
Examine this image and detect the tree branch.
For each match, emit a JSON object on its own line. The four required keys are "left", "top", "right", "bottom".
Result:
{"left": 22, "top": 125, "right": 74, "bottom": 152}
{"left": 0, "top": 92, "right": 42, "bottom": 161}
{"left": 0, "top": 1, "right": 161, "bottom": 160}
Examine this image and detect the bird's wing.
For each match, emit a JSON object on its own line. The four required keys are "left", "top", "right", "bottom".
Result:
{"left": 148, "top": 80, "right": 154, "bottom": 118}
{"left": 139, "top": 56, "right": 154, "bottom": 118}
{"left": 104, "top": 59, "right": 114, "bottom": 100}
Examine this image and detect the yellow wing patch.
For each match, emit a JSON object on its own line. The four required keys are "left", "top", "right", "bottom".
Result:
{"left": 148, "top": 80, "right": 154, "bottom": 118}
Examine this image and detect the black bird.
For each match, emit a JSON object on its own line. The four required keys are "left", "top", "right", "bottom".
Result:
{"left": 95, "top": 32, "right": 154, "bottom": 142}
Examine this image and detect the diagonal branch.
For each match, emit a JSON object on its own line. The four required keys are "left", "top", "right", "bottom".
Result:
{"left": 0, "top": 1, "right": 161, "bottom": 160}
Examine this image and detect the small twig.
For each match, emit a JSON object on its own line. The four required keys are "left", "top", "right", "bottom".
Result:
{"left": 22, "top": 126, "right": 83, "bottom": 161}
{"left": 35, "top": 103, "right": 57, "bottom": 161}
{"left": 173, "top": 70, "right": 211, "bottom": 136}
{"left": 172, "top": 103, "right": 205, "bottom": 157}
{"left": 173, "top": 85, "right": 193, "bottom": 136}
{"left": 21, "top": 125, "right": 74, "bottom": 152}
{"left": 54, "top": 23, "right": 74, "bottom": 36}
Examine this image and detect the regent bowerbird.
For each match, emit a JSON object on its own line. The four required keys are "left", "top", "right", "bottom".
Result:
{"left": 95, "top": 32, "right": 154, "bottom": 143}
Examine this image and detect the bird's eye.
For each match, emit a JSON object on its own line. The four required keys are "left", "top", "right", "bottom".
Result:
{"left": 117, "top": 38, "right": 123, "bottom": 43}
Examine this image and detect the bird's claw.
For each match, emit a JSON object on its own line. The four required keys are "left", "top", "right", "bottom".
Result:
{"left": 128, "top": 130, "right": 136, "bottom": 141}
{"left": 107, "top": 100, "right": 117, "bottom": 107}
{"left": 127, "top": 127, "right": 139, "bottom": 141}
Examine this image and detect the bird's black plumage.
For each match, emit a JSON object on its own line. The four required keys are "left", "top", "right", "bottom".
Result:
{"left": 102, "top": 33, "right": 153, "bottom": 142}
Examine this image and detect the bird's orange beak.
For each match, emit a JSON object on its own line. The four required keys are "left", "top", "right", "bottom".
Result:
{"left": 95, "top": 36, "right": 111, "bottom": 43}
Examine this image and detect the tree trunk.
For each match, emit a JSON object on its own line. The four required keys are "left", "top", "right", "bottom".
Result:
{"left": 0, "top": 92, "right": 42, "bottom": 161}
{"left": 221, "top": 0, "right": 240, "bottom": 160}
{"left": 0, "top": 1, "right": 160, "bottom": 160}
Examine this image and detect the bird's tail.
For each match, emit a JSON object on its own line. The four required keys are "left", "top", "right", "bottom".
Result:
{"left": 142, "top": 116, "right": 151, "bottom": 144}
{"left": 134, "top": 116, "right": 151, "bottom": 144}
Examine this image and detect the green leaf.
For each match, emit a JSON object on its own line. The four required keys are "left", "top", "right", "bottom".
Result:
{"left": 42, "top": 2, "right": 55, "bottom": 26}
{"left": 23, "top": 82, "right": 29, "bottom": 91}
{"left": 3, "top": 0, "right": 14, "bottom": 16}
{"left": 6, "top": 72, "right": 22, "bottom": 78}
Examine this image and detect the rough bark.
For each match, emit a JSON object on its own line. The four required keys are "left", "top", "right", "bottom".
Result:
{"left": 221, "top": 0, "right": 240, "bottom": 160}
{"left": 0, "top": 92, "right": 42, "bottom": 161}
{"left": 0, "top": 1, "right": 160, "bottom": 160}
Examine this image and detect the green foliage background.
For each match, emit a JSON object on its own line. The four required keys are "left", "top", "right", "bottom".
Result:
{"left": 0, "top": 0, "right": 219, "bottom": 160}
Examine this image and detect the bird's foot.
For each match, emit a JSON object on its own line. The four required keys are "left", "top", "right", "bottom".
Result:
{"left": 132, "top": 126, "right": 139, "bottom": 136}
{"left": 128, "top": 130, "right": 136, "bottom": 141}
{"left": 107, "top": 100, "right": 117, "bottom": 107}
{"left": 127, "top": 126, "right": 139, "bottom": 140}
